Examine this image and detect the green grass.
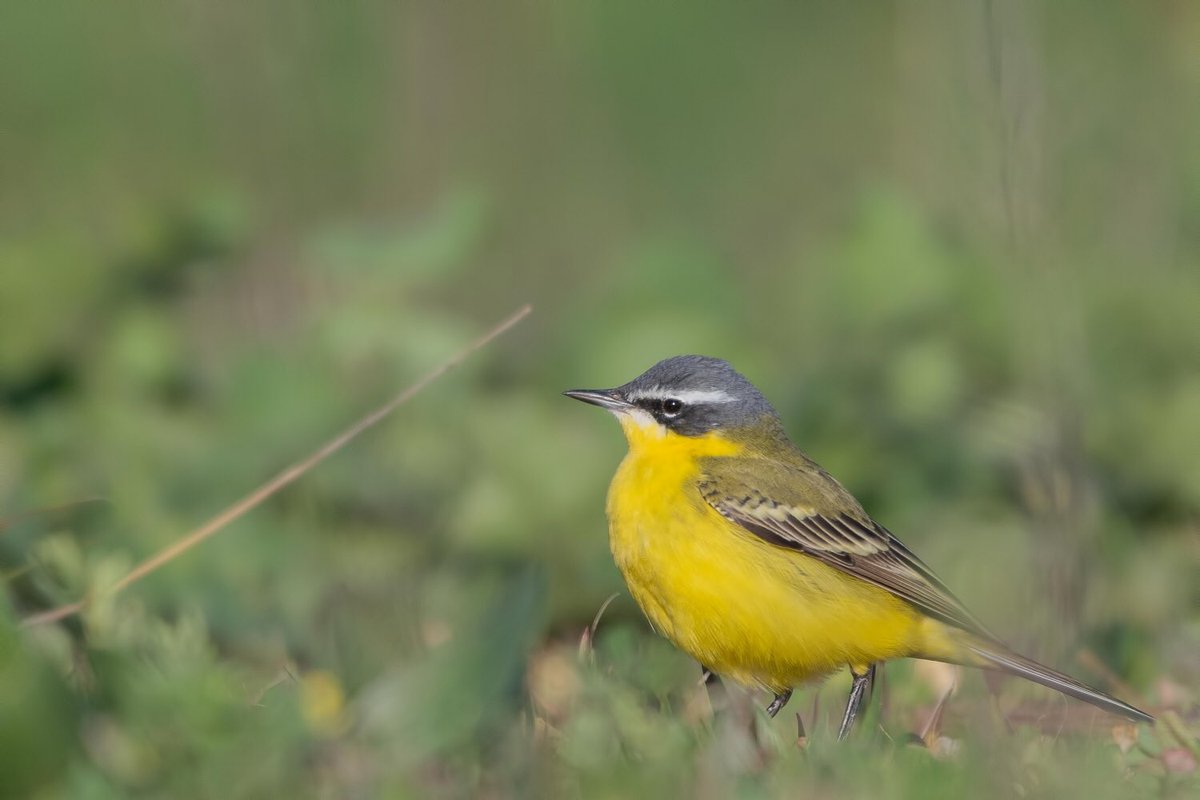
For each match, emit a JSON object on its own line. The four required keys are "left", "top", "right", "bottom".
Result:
{"left": 3, "top": 1, "right": 1199, "bottom": 796}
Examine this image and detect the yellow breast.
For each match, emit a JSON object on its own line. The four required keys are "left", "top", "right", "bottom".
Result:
{"left": 605, "top": 418, "right": 931, "bottom": 690}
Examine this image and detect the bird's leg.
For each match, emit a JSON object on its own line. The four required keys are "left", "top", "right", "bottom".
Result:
{"left": 766, "top": 688, "right": 793, "bottom": 718}
{"left": 836, "top": 663, "right": 877, "bottom": 741}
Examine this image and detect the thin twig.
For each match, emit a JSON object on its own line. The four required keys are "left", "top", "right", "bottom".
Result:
{"left": 21, "top": 304, "right": 532, "bottom": 628}
{"left": 579, "top": 592, "right": 620, "bottom": 660}
{"left": 918, "top": 683, "right": 955, "bottom": 746}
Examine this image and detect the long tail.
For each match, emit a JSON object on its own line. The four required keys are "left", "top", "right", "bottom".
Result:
{"left": 965, "top": 641, "right": 1154, "bottom": 724}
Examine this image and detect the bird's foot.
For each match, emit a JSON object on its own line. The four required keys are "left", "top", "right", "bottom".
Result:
{"left": 766, "top": 689, "right": 793, "bottom": 718}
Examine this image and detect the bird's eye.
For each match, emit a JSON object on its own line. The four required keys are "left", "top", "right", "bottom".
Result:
{"left": 662, "top": 398, "right": 684, "bottom": 416}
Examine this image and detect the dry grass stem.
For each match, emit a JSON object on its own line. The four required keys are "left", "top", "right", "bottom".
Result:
{"left": 20, "top": 304, "right": 533, "bottom": 628}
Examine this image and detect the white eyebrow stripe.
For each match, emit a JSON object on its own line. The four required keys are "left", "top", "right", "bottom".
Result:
{"left": 625, "top": 387, "right": 737, "bottom": 404}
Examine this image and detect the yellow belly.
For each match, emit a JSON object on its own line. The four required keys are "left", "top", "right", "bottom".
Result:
{"left": 606, "top": 428, "right": 935, "bottom": 691}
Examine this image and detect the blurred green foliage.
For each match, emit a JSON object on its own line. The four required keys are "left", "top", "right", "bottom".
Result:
{"left": 2, "top": 1, "right": 1198, "bottom": 797}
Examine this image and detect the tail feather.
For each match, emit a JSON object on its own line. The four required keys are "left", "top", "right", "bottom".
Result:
{"left": 966, "top": 642, "right": 1154, "bottom": 724}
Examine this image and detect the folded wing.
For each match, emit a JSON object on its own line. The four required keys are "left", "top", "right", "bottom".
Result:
{"left": 697, "top": 457, "right": 995, "bottom": 639}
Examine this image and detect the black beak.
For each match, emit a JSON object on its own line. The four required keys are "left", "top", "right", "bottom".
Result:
{"left": 563, "top": 388, "right": 633, "bottom": 411}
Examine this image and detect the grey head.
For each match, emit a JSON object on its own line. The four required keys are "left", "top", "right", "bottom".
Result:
{"left": 564, "top": 355, "right": 780, "bottom": 436}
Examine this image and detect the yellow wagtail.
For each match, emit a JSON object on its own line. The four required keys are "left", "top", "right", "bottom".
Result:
{"left": 565, "top": 355, "right": 1152, "bottom": 738}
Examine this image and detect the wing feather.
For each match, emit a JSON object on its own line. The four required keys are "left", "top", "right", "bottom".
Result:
{"left": 697, "top": 462, "right": 994, "bottom": 638}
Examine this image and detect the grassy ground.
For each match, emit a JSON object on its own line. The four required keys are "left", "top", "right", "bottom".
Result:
{"left": 3, "top": 2, "right": 1199, "bottom": 797}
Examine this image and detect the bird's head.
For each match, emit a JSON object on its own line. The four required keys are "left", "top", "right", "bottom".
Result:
{"left": 564, "top": 355, "right": 783, "bottom": 446}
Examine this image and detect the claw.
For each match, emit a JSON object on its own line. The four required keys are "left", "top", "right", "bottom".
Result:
{"left": 766, "top": 688, "right": 793, "bottom": 718}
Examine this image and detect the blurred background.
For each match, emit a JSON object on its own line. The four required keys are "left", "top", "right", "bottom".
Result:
{"left": 2, "top": 2, "right": 1198, "bottom": 797}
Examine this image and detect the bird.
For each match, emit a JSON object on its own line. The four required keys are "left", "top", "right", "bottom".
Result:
{"left": 564, "top": 355, "right": 1153, "bottom": 739}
